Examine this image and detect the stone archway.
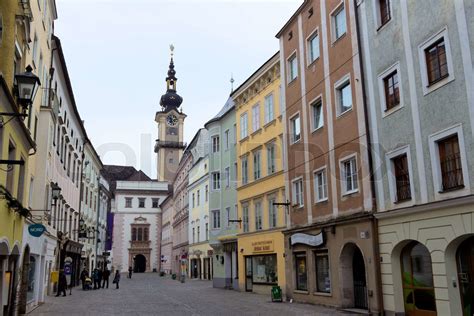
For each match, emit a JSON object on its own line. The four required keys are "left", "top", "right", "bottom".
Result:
{"left": 339, "top": 243, "right": 368, "bottom": 310}
{"left": 17, "top": 245, "right": 30, "bottom": 315}
{"left": 134, "top": 254, "right": 147, "bottom": 273}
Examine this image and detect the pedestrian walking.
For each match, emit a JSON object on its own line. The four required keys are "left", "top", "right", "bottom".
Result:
{"left": 128, "top": 266, "right": 133, "bottom": 279}
{"left": 113, "top": 270, "right": 121, "bottom": 289}
{"left": 92, "top": 268, "right": 100, "bottom": 290}
{"left": 55, "top": 271, "right": 67, "bottom": 297}
{"left": 80, "top": 268, "right": 88, "bottom": 290}
{"left": 102, "top": 268, "right": 110, "bottom": 289}
{"left": 97, "top": 269, "right": 103, "bottom": 289}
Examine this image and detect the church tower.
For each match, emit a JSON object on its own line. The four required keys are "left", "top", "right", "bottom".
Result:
{"left": 155, "top": 45, "right": 187, "bottom": 182}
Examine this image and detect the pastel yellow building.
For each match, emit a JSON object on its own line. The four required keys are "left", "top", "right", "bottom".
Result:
{"left": 232, "top": 52, "right": 286, "bottom": 295}
{"left": 0, "top": 1, "right": 40, "bottom": 314}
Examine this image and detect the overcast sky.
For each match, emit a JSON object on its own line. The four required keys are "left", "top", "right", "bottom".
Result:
{"left": 55, "top": 0, "right": 300, "bottom": 178}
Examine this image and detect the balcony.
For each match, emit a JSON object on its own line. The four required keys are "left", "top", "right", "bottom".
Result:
{"left": 129, "top": 240, "right": 151, "bottom": 249}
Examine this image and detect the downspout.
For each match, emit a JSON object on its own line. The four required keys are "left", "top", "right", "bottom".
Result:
{"left": 95, "top": 176, "right": 101, "bottom": 269}
{"left": 353, "top": 0, "right": 383, "bottom": 314}
{"left": 77, "top": 139, "right": 88, "bottom": 268}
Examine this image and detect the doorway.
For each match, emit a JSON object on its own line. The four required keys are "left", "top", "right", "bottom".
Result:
{"left": 457, "top": 236, "right": 474, "bottom": 316}
{"left": 191, "top": 259, "right": 199, "bottom": 278}
{"left": 352, "top": 248, "right": 368, "bottom": 309}
{"left": 245, "top": 257, "right": 252, "bottom": 292}
{"left": 401, "top": 241, "right": 437, "bottom": 316}
{"left": 134, "top": 254, "right": 146, "bottom": 273}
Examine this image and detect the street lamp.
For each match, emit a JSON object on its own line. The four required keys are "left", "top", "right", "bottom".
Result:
{"left": 14, "top": 65, "right": 41, "bottom": 113}
{"left": 51, "top": 182, "right": 61, "bottom": 206}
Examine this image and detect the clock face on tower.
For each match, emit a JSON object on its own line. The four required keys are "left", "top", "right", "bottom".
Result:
{"left": 166, "top": 114, "right": 178, "bottom": 127}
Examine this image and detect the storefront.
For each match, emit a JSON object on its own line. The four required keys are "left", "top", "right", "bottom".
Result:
{"left": 60, "top": 240, "right": 83, "bottom": 287}
{"left": 284, "top": 215, "right": 381, "bottom": 313}
{"left": 377, "top": 200, "right": 474, "bottom": 316}
{"left": 238, "top": 231, "right": 285, "bottom": 295}
{"left": 188, "top": 244, "right": 213, "bottom": 280}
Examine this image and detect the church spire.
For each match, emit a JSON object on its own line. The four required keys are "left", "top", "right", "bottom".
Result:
{"left": 160, "top": 44, "right": 183, "bottom": 111}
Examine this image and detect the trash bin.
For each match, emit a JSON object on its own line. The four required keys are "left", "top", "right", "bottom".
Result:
{"left": 271, "top": 285, "right": 282, "bottom": 302}
{"left": 171, "top": 273, "right": 176, "bottom": 280}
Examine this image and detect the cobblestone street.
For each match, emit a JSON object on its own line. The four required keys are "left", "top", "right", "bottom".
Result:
{"left": 29, "top": 273, "right": 345, "bottom": 316}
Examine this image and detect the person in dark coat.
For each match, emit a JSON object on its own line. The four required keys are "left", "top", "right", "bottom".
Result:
{"left": 80, "top": 269, "right": 88, "bottom": 290}
{"left": 113, "top": 270, "right": 121, "bottom": 289}
{"left": 128, "top": 266, "right": 133, "bottom": 279}
{"left": 92, "top": 268, "right": 100, "bottom": 290}
{"left": 97, "top": 269, "right": 103, "bottom": 289}
{"left": 102, "top": 268, "right": 110, "bottom": 289}
{"left": 56, "top": 272, "right": 67, "bottom": 297}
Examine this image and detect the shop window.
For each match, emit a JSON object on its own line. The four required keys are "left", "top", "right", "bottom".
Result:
{"left": 401, "top": 241, "right": 437, "bottom": 314}
{"left": 27, "top": 256, "right": 36, "bottom": 302}
{"left": 315, "top": 251, "right": 331, "bottom": 293}
{"left": 295, "top": 253, "right": 307, "bottom": 291}
{"left": 252, "top": 255, "right": 277, "bottom": 284}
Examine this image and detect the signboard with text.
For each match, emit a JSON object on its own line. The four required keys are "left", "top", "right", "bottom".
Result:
{"left": 290, "top": 232, "right": 324, "bottom": 247}
{"left": 28, "top": 224, "right": 46, "bottom": 237}
{"left": 252, "top": 240, "right": 274, "bottom": 253}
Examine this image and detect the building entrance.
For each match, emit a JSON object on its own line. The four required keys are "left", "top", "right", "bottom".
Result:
{"left": 134, "top": 254, "right": 147, "bottom": 273}
{"left": 457, "top": 236, "right": 474, "bottom": 316}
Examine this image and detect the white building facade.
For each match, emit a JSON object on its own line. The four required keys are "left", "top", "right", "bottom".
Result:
{"left": 111, "top": 181, "right": 168, "bottom": 273}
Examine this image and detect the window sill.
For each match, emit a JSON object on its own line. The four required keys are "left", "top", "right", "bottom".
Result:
{"left": 336, "top": 107, "right": 353, "bottom": 119}
{"left": 423, "top": 75, "right": 454, "bottom": 96}
{"left": 393, "top": 197, "right": 412, "bottom": 204}
{"left": 251, "top": 128, "right": 262, "bottom": 137}
{"left": 376, "top": 18, "right": 392, "bottom": 33}
{"left": 383, "top": 104, "right": 403, "bottom": 118}
{"left": 331, "top": 32, "right": 346, "bottom": 46}
{"left": 263, "top": 119, "right": 276, "bottom": 129}
{"left": 291, "top": 139, "right": 301, "bottom": 146}
{"left": 439, "top": 185, "right": 465, "bottom": 194}
{"left": 294, "top": 290, "right": 309, "bottom": 295}
{"left": 287, "top": 77, "right": 298, "bottom": 87}
{"left": 342, "top": 189, "right": 359, "bottom": 197}
{"left": 239, "top": 136, "right": 249, "bottom": 143}
{"left": 293, "top": 205, "right": 304, "bottom": 210}
{"left": 315, "top": 198, "right": 328, "bottom": 204}
{"left": 313, "top": 291, "right": 332, "bottom": 297}
{"left": 307, "top": 56, "right": 320, "bottom": 69}
{"left": 311, "top": 125, "right": 324, "bottom": 134}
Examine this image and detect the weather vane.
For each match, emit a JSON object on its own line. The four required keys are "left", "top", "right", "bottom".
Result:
{"left": 170, "top": 44, "right": 175, "bottom": 58}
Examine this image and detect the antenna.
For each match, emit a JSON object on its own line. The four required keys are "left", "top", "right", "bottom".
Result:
{"left": 230, "top": 73, "right": 235, "bottom": 93}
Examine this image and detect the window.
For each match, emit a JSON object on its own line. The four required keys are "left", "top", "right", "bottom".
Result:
{"left": 315, "top": 251, "right": 331, "bottom": 293}
{"left": 224, "top": 167, "right": 230, "bottom": 188}
{"left": 292, "top": 178, "right": 304, "bottom": 207}
{"left": 5, "top": 142, "right": 16, "bottom": 194}
{"left": 192, "top": 193, "right": 195, "bottom": 207}
{"left": 288, "top": 54, "right": 298, "bottom": 82}
{"left": 197, "top": 190, "right": 200, "bottom": 206}
{"left": 252, "top": 104, "right": 260, "bottom": 132}
{"left": 311, "top": 99, "right": 323, "bottom": 130}
{"left": 290, "top": 115, "right": 301, "bottom": 143}
{"left": 205, "top": 223, "right": 209, "bottom": 240}
{"left": 425, "top": 38, "right": 448, "bottom": 85}
{"left": 192, "top": 227, "right": 195, "bottom": 243}
{"left": 341, "top": 156, "right": 358, "bottom": 194}
{"left": 224, "top": 130, "right": 229, "bottom": 151}
{"left": 212, "top": 210, "right": 221, "bottom": 229}
{"left": 336, "top": 80, "right": 352, "bottom": 115}
{"left": 240, "top": 113, "right": 248, "bottom": 139}
{"left": 138, "top": 198, "right": 145, "bottom": 208}
{"left": 242, "top": 205, "right": 249, "bottom": 232}
{"left": 378, "top": 0, "right": 391, "bottom": 26}
{"left": 268, "top": 197, "right": 277, "bottom": 228}
{"left": 264, "top": 94, "right": 274, "bottom": 124}
{"left": 333, "top": 5, "right": 346, "bottom": 40}
{"left": 197, "top": 226, "right": 200, "bottom": 242}
{"left": 212, "top": 172, "right": 221, "bottom": 190}
{"left": 295, "top": 253, "right": 308, "bottom": 291}
{"left": 308, "top": 31, "right": 320, "bottom": 64}
{"left": 251, "top": 255, "right": 278, "bottom": 284}
{"left": 241, "top": 157, "right": 248, "bottom": 185}
{"left": 225, "top": 207, "right": 231, "bottom": 227}
{"left": 205, "top": 185, "right": 209, "bottom": 201}
{"left": 438, "top": 135, "right": 463, "bottom": 191}
{"left": 17, "top": 157, "right": 26, "bottom": 202}
{"left": 32, "top": 34, "right": 39, "bottom": 65}
{"left": 253, "top": 150, "right": 261, "bottom": 180}
{"left": 152, "top": 198, "right": 159, "bottom": 208}
{"left": 392, "top": 155, "right": 411, "bottom": 202}
{"left": 267, "top": 143, "right": 276, "bottom": 175}
{"left": 314, "top": 168, "right": 328, "bottom": 202}
{"left": 212, "top": 136, "right": 220, "bottom": 153}
{"left": 125, "top": 197, "right": 132, "bottom": 208}
{"left": 255, "top": 202, "right": 262, "bottom": 230}
{"left": 383, "top": 71, "right": 400, "bottom": 111}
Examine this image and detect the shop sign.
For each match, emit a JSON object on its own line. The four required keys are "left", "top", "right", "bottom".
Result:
{"left": 290, "top": 232, "right": 324, "bottom": 247}
{"left": 28, "top": 223, "right": 46, "bottom": 237}
{"left": 252, "top": 240, "right": 274, "bottom": 253}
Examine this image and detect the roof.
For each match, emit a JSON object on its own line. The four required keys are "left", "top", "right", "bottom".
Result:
{"left": 230, "top": 52, "right": 280, "bottom": 99}
{"left": 102, "top": 165, "right": 153, "bottom": 194}
{"left": 204, "top": 97, "right": 235, "bottom": 127}
{"left": 275, "top": 0, "right": 307, "bottom": 38}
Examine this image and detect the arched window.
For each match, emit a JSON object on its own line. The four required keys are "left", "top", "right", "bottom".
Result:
{"left": 137, "top": 228, "right": 142, "bottom": 241}
{"left": 144, "top": 228, "right": 149, "bottom": 241}
{"left": 132, "top": 228, "right": 137, "bottom": 241}
{"left": 401, "top": 241, "right": 436, "bottom": 314}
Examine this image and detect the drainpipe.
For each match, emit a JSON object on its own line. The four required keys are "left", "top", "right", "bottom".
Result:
{"left": 353, "top": 0, "right": 383, "bottom": 314}
{"left": 95, "top": 176, "right": 101, "bottom": 269}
